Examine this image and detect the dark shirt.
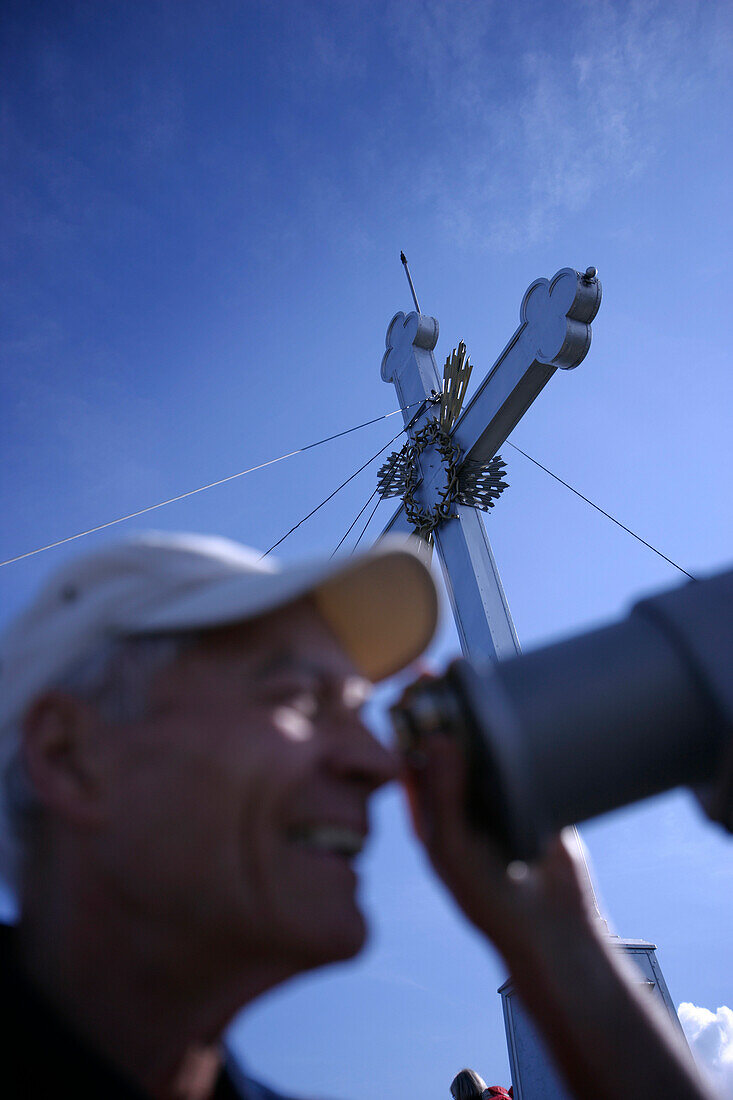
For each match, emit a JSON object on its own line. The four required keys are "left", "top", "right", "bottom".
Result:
{"left": 1, "top": 925, "right": 300, "bottom": 1099}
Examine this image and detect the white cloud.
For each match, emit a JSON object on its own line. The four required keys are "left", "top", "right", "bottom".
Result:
{"left": 678, "top": 1003, "right": 733, "bottom": 1098}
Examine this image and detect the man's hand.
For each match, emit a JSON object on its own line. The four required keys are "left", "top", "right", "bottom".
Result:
{"left": 401, "top": 731, "right": 601, "bottom": 959}
{"left": 401, "top": 731, "right": 714, "bottom": 1100}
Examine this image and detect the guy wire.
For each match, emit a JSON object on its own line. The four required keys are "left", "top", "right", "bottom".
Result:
{"left": 1, "top": 403, "right": 424, "bottom": 569}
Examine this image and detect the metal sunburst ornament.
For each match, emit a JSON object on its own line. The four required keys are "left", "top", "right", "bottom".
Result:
{"left": 377, "top": 342, "right": 508, "bottom": 541}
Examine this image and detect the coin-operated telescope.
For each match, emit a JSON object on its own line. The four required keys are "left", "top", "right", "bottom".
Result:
{"left": 391, "top": 568, "right": 733, "bottom": 862}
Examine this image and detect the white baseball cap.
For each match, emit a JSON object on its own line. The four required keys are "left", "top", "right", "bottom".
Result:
{"left": 0, "top": 531, "right": 438, "bottom": 889}
{"left": 0, "top": 530, "right": 438, "bottom": 729}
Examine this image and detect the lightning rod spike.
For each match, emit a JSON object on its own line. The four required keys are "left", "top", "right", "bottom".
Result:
{"left": 400, "top": 251, "right": 422, "bottom": 314}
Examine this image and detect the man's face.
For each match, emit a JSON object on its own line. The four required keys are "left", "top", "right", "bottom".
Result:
{"left": 97, "top": 599, "right": 398, "bottom": 973}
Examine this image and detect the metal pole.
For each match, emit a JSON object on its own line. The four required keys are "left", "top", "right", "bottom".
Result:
{"left": 400, "top": 251, "right": 421, "bottom": 314}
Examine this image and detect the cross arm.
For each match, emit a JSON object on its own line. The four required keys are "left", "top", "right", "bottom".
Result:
{"left": 453, "top": 268, "right": 601, "bottom": 468}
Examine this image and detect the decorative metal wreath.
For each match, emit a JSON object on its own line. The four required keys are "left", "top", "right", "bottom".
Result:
{"left": 378, "top": 342, "right": 509, "bottom": 542}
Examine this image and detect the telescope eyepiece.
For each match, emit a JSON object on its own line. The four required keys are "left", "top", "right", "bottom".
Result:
{"left": 390, "top": 675, "right": 469, "bottom": 758}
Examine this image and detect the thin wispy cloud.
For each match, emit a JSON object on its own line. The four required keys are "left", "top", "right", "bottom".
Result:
{"left": 246, "top": 0, "right": 730, "bottom": 256}
{"left": 382, "top": 0, "right": 731, "bottom": 251}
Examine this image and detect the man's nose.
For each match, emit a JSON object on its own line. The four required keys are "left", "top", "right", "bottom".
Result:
{"left": 328, "top": 719, "right": 400, "bottom": 791}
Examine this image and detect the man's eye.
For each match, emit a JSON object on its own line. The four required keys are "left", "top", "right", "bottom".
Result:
{"left": 262, "top": 676, "right": 370, "bottom": 714}
{"left": 289, "top": 691, "right": 319, "bottom": 717}
{"left": 260, "top": 679, "right": 318, "bottom": 706}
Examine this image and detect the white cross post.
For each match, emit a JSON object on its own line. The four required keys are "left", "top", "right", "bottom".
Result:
{"left": 380, "top": 266, "right": 601, "bottom": 664}
{"left": 377, "top": 267, "right": 681, "bottom": 1098}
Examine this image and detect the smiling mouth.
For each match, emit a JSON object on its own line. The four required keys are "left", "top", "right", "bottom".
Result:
{"left": 287, "top": 825, "right": 365, "bottom": 859}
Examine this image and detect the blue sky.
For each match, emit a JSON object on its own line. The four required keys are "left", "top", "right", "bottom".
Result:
{"left": 2, "top": 0, "right": 732, "bottom": 1095}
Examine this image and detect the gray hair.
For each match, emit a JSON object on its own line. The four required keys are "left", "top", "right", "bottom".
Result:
{"left": 3, "top": 633, "right": 194, "bottom": 871}
{"left": 450, "top": 1069, "right": 488, "bottom": 1100}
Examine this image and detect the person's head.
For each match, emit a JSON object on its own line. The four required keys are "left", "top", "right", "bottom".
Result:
{"left": 0, "top": 532, "right": 437, "bottom": 981}
{"left": 450, "top": 1068, "right": 488, "bottom": 1100}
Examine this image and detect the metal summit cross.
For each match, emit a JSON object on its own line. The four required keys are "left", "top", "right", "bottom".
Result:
{"left": 375, "top": 261, "right": 681, "bottom": 1098}
{"left": 377, "top": 261, "right": 601, "bottom": 664}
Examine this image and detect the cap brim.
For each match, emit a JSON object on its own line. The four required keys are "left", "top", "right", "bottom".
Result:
{"left": 122, "top": 541, "right": 438, "bottom": 681}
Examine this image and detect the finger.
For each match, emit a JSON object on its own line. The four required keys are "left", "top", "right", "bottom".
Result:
{"left": 417, "top": 736, "right": 506, "bottom": 878}
{"left": 400, "top": 766, "right": 429, "bottom": 845}
{"left": 420, "top": 735, "right": 467, "bottom": 853}
{"left": 414, "top": 736, "right": 521, "bottom": 933}
{"left": 402, "top": 735, "right": 463, "bottom": 846}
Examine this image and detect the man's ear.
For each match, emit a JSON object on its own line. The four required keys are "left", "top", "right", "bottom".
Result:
{"left": 22, "top": 691, "right": 107, "bottom": 828}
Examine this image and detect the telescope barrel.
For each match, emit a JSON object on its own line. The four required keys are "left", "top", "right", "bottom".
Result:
{"left": 392, "top": 569, "right": 733, "bottom": 862}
